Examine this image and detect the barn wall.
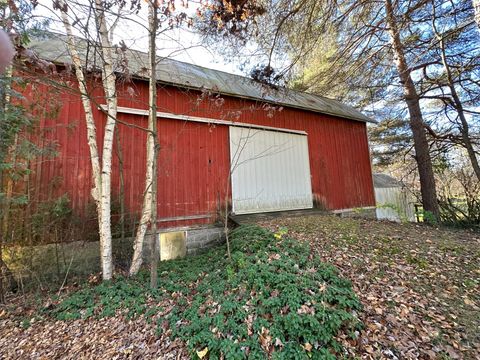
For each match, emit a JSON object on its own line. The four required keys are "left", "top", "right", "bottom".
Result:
{"left": 20, "top": 75, "right": 375, "bottom": 229}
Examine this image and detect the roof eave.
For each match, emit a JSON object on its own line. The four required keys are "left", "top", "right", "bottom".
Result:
{"left": 133, "top": 74, "right": 377, "bottom": 124}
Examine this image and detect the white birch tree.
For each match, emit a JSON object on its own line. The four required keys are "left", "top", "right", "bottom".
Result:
{"left": 128, "top": 0, "right": 158, "bottom": 277}
{"left": 129, "top": 0, "right": 190, "bottom": 278}
{"left": 93, "top": 0, "right": 117, "bottom": 279}
{"left": 55, "top": 0, "right": 120, "bottom": 280}
{"left": 147, "top": 1, "right": 159, "bottom": 288}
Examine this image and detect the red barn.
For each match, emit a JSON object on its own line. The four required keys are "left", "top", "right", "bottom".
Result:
{"left": 21, "top": 34, "right": 375, "bottom": 249}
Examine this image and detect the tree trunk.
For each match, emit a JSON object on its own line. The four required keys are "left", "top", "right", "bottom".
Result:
{"left": 148, "top": 2, "right": 159, "bottom": 289}
{"left": 59, "top": 0, "right": 113, "bottom": 280}
{"left": 0, "top": 176, "right": 4, "bottom": 304}
{"left": 432, "top": 13, "right": 480, "bottom": 182}
{"left": 94, "top": 0, "right": 117, "bottom": 280}
{"left": 115, "top": 130, "right": 126, "bottom": 240}
{"left": 1, "top": 66, "right": 13, "bottom": 241}
{"left": 385, "top": 0, "right": 440, "bottom": 221}
{"left": 129, "top": 2, "right": 158, "bottom": 277}
{"left": 129, "top": 136, "right": 154, "bottom": 275}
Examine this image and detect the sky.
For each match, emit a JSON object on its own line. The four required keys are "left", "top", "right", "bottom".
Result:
{"left": 33, "top": 0, "right": 247, "bottom": 76}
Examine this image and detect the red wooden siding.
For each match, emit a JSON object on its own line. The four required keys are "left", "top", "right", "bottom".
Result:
{"left": 21, "top": 75, "right": 375, "bottom": 229}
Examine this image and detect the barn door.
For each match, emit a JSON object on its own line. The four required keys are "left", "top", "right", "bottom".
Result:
{"left": 229, "top": 127, "right": 313, "bottom": 214}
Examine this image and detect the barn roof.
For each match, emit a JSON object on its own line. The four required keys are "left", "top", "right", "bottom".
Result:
{"left": 28, "top": 32, "right": 374, "bottom": 123}
{"left": 373, "top": 173, "right": 402, "bottom": 188}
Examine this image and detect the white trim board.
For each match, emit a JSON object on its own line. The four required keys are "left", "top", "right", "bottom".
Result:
{"left": 99, "top": 105, "right": 307, "bottom": 135}
{"left": 332, "top": 206, "right": 376, "bottom": 214}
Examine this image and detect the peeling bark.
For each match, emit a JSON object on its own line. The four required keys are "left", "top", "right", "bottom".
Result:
{"left": 129, "top": 134, "right": 154, "bottom": 275}
{"left": 148, "top": 2, "right": 160, "bottom": 289}
{"left": 59, "top": 0, "right": 115, "bottom": 280}
{"left": 94, "top": 0, "right": 117, "bottom": 280}
{"left": 129, "top": 2, "right": 158, "bottom": 277}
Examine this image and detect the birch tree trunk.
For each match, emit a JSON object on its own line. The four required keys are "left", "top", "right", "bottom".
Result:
{"left": 58, "top": 0, "right": 114, "bottom": 280}
{"left": 128, "top": 135, "right": 154, "bottom": 275}
{"left": 385, "top": 0, "right": 441, "bottom": 221}
{"left": 148, "top": 2, "right": 159, "bottom": 288}
{"left": 94, "top": 0, "right": 117, "bottom": 280}
{"left": 129, "top": 1, "right": 158, "bottom": 276}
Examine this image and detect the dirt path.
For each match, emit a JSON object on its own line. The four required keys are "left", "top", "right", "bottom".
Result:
{"left": 260, "top": 215, "right": 480, "bottom": 359}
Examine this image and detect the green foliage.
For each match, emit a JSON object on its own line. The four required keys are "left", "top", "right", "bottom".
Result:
{"left": 26, "top": 194, "right": 77, "bottom": 245}
{"left": 1, "top": 74, "right": 60, "bottom": 246}
{"left": 32, "top": 195, "right": 72, "bottom": 224}
{"left": 1, "top": 1, "right": 50, "bottom": 40}
{"left": 50, "top": 277, "right": 149, "bottom": 321}
{"left": 170, "top": 225, "right": 361, "bottom": 359}
{"left": 20, "top": 318, "right": 31, "bottom": 329}
{"left": 422, "top": 210, "right": 439, "bottom": 226}
{"left": 368, "top": 118, "right": 411, "bottom": 168}
{"left": 377, "top": 203, "right": 408, "bottom": 223}
{"left": 0, "top": 96, "right": 29, "bottom": 161}
{"left": 49, "top": 225, "right": 362, "bottom": 359}
{"left": 433, "top": 155, "right": 480, "bottom": 229}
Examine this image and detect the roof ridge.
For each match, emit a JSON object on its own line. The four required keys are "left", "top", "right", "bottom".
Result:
{"left": 29, "top": 31, "right": 375, "bottom": 123}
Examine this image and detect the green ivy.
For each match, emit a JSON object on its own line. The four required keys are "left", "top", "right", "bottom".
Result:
{"left": 168, "top": 225, "right": 362, "bottom": 359}
{"left": 49, "top": 225, "right": 362, "bottom": 359}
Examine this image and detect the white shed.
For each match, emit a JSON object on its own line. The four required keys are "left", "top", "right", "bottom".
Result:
{"left": 373, "top": 174, "right": 416, "bottom": 222}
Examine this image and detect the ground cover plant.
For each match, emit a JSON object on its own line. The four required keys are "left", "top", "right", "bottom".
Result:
{"left": 2, "top": 216, "right": 478, "bottom": 359}
{"left": 260, "top": 215, "right": 480, "bottom": 359}
{"left": 165, "top": 225, "right": 362, "bottom": 359}
{"left": 1, "top": 225, "right": 362, "bottom": 359}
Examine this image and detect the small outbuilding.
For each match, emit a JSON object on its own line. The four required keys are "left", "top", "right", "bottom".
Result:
{"left": 373, "top": 174, "right": 416, "bottom": 222}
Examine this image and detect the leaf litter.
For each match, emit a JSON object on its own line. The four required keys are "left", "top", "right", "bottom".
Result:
{"left": 1, "top": 215, "right": 478, "bottom": 359}
{"left": 260, "top": 215, "right": 480, "bottom": 359}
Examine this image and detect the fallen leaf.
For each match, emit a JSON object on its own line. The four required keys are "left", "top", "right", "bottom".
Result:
{"left": 303, "top": 342, "right": 312, "bottom": 352}
{"left": 196, "top": 347, "right": 208, "bottom": 359}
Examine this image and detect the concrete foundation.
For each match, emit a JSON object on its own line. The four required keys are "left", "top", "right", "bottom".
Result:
{"left": 185, "top": 226, "right": 225, "bottom": 255}
{"left": 333, "top": 206, "right": 377, "bottom": 219}
{"left": 143, "top": 225, "right": 225, "bottom": 260}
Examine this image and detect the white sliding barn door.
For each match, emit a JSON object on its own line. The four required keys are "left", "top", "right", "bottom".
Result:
{"left": 229, "top": 127, "right": 313, "bottom": 214}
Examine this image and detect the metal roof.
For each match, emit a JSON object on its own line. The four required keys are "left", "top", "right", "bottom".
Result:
{"left": 373, "top": 173, "right": 402, "bottom": 188}
{"left": 28, "top": 32, "right": 374, "bottom": 123}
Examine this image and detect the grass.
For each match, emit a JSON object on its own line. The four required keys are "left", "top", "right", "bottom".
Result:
{"left": 45, "top": 225, "right": 362, "bottom": 359}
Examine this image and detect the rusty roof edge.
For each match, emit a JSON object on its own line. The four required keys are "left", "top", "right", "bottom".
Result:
{"left": 150, "top": 76, "right": 376, "bottom": 124}
{"left": 28, "top": 32, "right": 376, "bottom": 124}
{"left": 147, "top": 57, "right": 375, "bottom": 123}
